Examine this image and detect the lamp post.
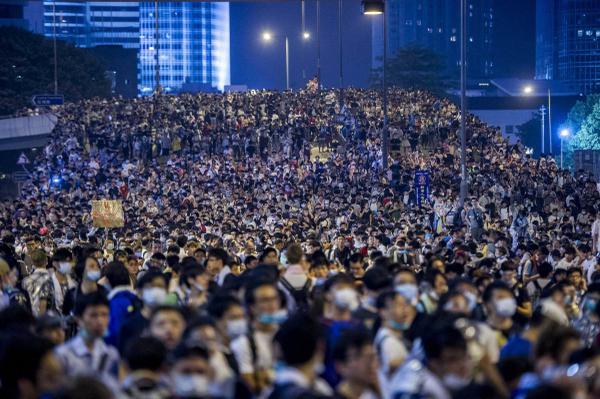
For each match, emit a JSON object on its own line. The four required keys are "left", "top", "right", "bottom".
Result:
{"left": 362, "top": 0, "right": 387, "bottom": 170}
{"left": 559, "top": 129, "right": 570, "bottom": 169}
{"left": 262, "top": 32, "right": 290, "bottom": 90}
{"left": 459, "top": 0, "right": 467, "bottom": 206}
{"left": 523, "top": 85, "right": 553, "bottom": 154}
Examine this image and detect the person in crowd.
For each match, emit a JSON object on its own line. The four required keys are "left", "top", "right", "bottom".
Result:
{"left": 333, "top": 328, "right": 380, "bottom": 399}
{"left": 105, "top": 261, "right": 139, "bottom": 347}
{"left": 54, "top": 292, "right": 120, "bottom": 386}
{"left": 169, "top": 340, "right": 215, "bottom": 398}
{"left": 50, "top": 248, "right": 77, "bottom": 315}
{"left": 0, "top": 333, "right": 63, "bottom": 399}
{"left": 269, "top": 312, "right": 333, "bottom": 398}
{"left": 23, "top": 249, "right": 55, "bottom": 317}
{"left": 121, "top": 336, "right": 171, "bottom": 398}
{"left": 148, "top": 305, "right": 186, "bottom": 350}
{"left": 231, "top": 279, "right": 286, "bottom": 395}
{"left": 118, "top": 270, "right": 168, "bottom": 354}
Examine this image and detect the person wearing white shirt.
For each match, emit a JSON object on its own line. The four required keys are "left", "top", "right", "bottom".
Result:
{"left": 55, "top": 292, "right": 120, "bottom": 390}
{"left": 231, "top": 281, "right": 286, "bottom": 396}
{"left": 592, "top": 212, "right": 600, "bottom": 254}
{"left": 387, "top": 324, "right": 472, "bottom": 399}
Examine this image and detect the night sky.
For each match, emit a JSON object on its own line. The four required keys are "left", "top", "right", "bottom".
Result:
{"left": 229, "top": 0, "right": 536, "bottom": 89}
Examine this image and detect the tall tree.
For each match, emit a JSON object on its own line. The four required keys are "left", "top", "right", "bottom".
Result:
{"left": 0, "top": 26, "right": 111, "bottom": 115}
{"left": 371, "top": 44, "right": 447, "bottom": 94}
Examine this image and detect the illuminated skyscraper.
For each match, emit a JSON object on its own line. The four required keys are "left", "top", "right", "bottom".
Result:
{"left": 138, "top": 1, "right": 230, "bottom": 95}
{"left": 372, "top": 0, "right": 495, "bottom": 78}
{"left": 536, "top": 0, "right": 600, "bottom": 94}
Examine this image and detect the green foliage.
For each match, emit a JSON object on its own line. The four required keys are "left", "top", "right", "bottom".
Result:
{"left": 371, "top": 44, "right": 447, "bottom": 94}
{"left": 567, "top": 94, "right": 600, "bottom": 134}
{"left": 570, "top": 101, "right": 600, "bottom": 151}
{"left": 0, "top": 26, "right": 111, "bottom": 115}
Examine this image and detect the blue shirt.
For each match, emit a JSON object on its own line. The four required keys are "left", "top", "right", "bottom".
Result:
{"left": 500, "top": 335, "right": 532, "bottom": 361}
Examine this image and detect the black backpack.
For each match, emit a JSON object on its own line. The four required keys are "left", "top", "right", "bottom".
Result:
{"left": 280, "top": 277, "right": 311, "bottom": 311}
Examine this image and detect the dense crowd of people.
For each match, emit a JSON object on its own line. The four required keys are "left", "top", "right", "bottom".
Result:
{"left": 0, "top": 87, "right": 600, "bottom": 399}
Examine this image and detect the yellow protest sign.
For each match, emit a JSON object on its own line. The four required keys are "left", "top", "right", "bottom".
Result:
{"left": 91, "top": 200, "right": 124, "bottom": 228}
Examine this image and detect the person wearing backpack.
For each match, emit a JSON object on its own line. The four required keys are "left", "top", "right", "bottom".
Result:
{"left": 268, "top": 313, "right": 333, "bottom": 399}
{"left": 279, "top": 243, "right": 312, "bottom": 313}
{"left": 466, "top": 198, "right": 485, "bottom": 242}
{"left": 526, "top": 262, "right": 553, "bottom": 309}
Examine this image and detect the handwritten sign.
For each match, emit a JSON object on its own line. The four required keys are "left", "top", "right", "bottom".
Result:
{"left": 91, "top": 200, "right": 124, "bottom": 228}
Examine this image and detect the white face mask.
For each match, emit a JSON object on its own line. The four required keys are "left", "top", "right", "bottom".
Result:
{"left": 142, "top": 287, "right": 167, "bottom": 307}
{"left": 86, "top": 270, "right": 101, "bottom": 282}
{"left": 442, "top": 373, "right": 471, "bottom": 390}
{"left": 172, "top": 373, "right": 210, "bottom": 397}
{"left": 494, "top": 297, "right": 517, "bottom": 318}
{"left": 334, "top": 288, "right": 359, "bottom": 311}
{"left": 58, "top": 261, "right": 72, "bottom": 275}
{"left": 226, "top": 318, "right": 247, "bottom": 339}
{"left": 395, "top": 283, "right": 419, "bottom": 306}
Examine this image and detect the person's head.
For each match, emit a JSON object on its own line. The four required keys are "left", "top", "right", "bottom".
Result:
{"left": 535, "top": 325, "right": 581, "bottom": 366}
{"left": 182, "top": 317, "right": 220, "bottom": 355}
{"left": 567, "top": 267, "right": 583, "bottom": 288}
{"left": 333, "top": 328, "right": 378, "bottom": 388}
{"left": 260, "top": 247, "right": 279, "bottom": 266}
{"left": 563, "top": 246, "right": 576, "bottom": 262}
{"left": 206, "top": 248, "right": 228, "bottom": 279}
{"left": 113, "top": 249, "right": 128, "bottom": 264}
{"left": 324, "top": 273, "right": 360, "bottom": 315}
{"left": 482, "top": 281, "right": 517, "bottom": 320}
{"left": 170, "top": 342, "right": 212, "bottom": 398}
{"left": 244, "top": 279, "right": 285, "bottom": 328}
{"left": 274, "top": 313, "right": 324, "bottom": 370}
{"left": 538, "top": 262, "right": 553, "bottom": 279}
{"left": 0, "top": 333, "right": 63, "bottom": 399}
{"left": 284, "top": 243, "right": 303, "bottom": 266}
{"left": 104, "top": 261, "right": 131, "bottom": 289}
{"left": 136, "top": 270, "right": 168, "bottom": 308}
{"left": 424, "top": 269, "right": 448, "bottom": 299}
{"left": 193, "top": 247, "right": 206, "bottom": 265}
{"left": 0, "top": 257, "right": 17, "bottom": 291}
{"left": 52, "top": 248, "right": 74, "bottom": 276}
{"left": 377, "top": 290, "right": 415, "bottom": 331}
{"left": 124, "top": 336, "right": 167, "bottom": 374}
{"left": 423, "top": 323, "right": 471, "bottom": 390}
{"left": 393, "top": 267, "right": 418, "bottom": 286}
{"left": 74, "top": 292, "right": 110, "bottom": 341}
{"left": 206, "top": 294, "right": 246, "bottom": 341}
{"left": 35, "top": 314, "right": 66, "bottom": 346}
{"left": 581, "top": 282, "right": 600, "bottom": 317}
{"left": 30, "top": 249, "right": 48, "bottom": 269}
{"left": 179, "top": 264, "right": 209, "bottom": 295}
{"left": 500, "top": 261, "right": 517, "bottom": 286}
{"left": 125, "top": 256, "right": 140, "bottom": 277}
{"left": 348, "top": 253, "right": 366, "bottom": 279}
{"left": 149, "top": 305, "right": 186, "bottom": 350}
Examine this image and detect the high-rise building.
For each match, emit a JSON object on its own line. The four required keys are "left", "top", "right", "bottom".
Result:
{"left": 43, "top": 1, "right": 139, "bottom": 49}
{"left": 1, "top": 0, "right": 43, "bottom": 33}
{"left": 42, "top": 2, "right": 230, "bottom": 95}
{"left": 372, "top": 0, "right": 495, "bottom": 78}
{"left": 536, "top": 0, "right": 600, "bottom": 94}
{"left": 138, "top": 2, "right": 229, "bottom": 95}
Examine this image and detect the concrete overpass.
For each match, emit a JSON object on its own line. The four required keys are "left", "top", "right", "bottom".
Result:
{"left": 0, "top": 113, "right": 56, "bottom": 151}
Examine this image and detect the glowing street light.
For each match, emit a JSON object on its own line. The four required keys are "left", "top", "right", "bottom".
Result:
{"left": 261, "top": 31, "right": 289, "bottom": 90}
{"left": 302, "top": 31, "right": 310, "bottom": 40}
{"left": 262, "top": 31, "right": 273, "bottom": 42}
{"left": 523, "top": 85, "right": 533, "bottom": 95}
{"left": 559, "top": 129, "right": 571, "bottom": 169}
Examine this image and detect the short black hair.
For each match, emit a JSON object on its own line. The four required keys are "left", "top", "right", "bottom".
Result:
{"left": 136, "top": 270, "right": 167, "bottom": 290}
{"left": 179, "top": 264, "right": 206, "bottom": 288}
{"left": 332, "top": 327, "right": 372, "bottom": 362}
{"left": 362, "top": 267, "right": 391, "bottom": 291}
{"left": 104, "top": 261, "right": 131, "bottom": 287}
{"left": 124, "top": 336, "right": 167, "bottom": 372}
{"left": 275, "top": 313, "right": 322, "bottom": 366}
{"left": 171, "top": 341, "right": 209, "bottom": 362}
{"left": 0, "top": 333, "right": 54, "bottom": 398}
{"left": 74, "top": 291, "right": 109, "bottom": 317}
{"left": 206, "top": 294, "right": 242, "bottom": 320}
{"left": 423, "top": 322, "right": 467, "bottom": 361}
{"left": 52, "top": 247, "right": 73, "bottom": 262}
{"left": 482, "top": 281, "right": 512, "bottom": 304}
{"left": 207, "top": 248, "right": 229, "bottom": 264}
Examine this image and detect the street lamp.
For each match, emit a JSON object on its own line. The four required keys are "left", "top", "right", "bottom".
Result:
{"left": 362, "top": 0, "right": 384, "bottom": 14}
{"left": 523, "top": 84, "right": 552, "bottom": 155}
{"left": 362, "top": 0, "right": 388, "bottom": 169}
{"left": 523, "top": 85, "right": 533, "bottom": 94}
{"left": 261, "top": 31, "right": 289, "bottom": 90}
{"left": 559, "top": 129, "right": 570, "bottom": 169}
{"left": 303, "top": 31, "right": 310, "bottom": 40}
